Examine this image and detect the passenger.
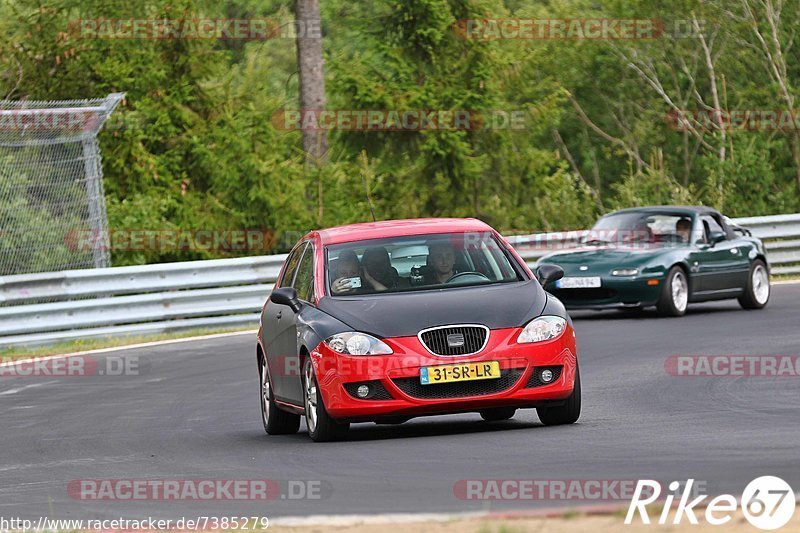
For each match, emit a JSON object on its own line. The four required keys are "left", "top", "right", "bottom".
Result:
{"left": 331, "top": 249, "right": 361, "bottom": 294}
{"left": 676, "top": 218, "right": 692, "bottom": 243}
{"left": 361, "top": 247, "right": 402, "bottom": 291}
{"left": 425, "top": 241, "right": 457, "bottom": 284}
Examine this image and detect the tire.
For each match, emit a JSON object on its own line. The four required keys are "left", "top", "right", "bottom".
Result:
{"left": 260, "top": 356, "right": 300, "bottom": 435}
{"left": 656, "top": 266, "right": 689, "bottom": 317}
{"left": 537, "top": 367, "right": 581, "bottom": 426}
{"left": 479, "top": 407, "right": 517, "bottom": 421}
{"left": 303, "top": 358, "right": 349, "bottom": 442}
{"left": 738, "top": 259, "right": 770, "bottom": 310}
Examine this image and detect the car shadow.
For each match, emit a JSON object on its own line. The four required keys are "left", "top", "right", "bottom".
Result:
{"left": 244, "top": 416, "right": 585, "bottom": 444}
{"left": 344, "top": 417, "right": 546, "bottom": 442}
{"left": 569, "top": 303, "right": 743, "bottom": 321}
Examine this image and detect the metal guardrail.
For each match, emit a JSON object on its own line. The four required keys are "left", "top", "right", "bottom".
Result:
{"left": 0, "top": 256, "right": 284, "bottom": 347}
{"left": 1, "top": 214, "right": 798, "bottom": 348}
{"left": 0, "top": 255, "right": 286, "bottom": 305}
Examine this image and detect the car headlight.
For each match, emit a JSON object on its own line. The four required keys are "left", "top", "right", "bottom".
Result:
{"left": 324, "top": 332, "right": 393, "bottom": 355}
{"left": 517, "top": 316, "right": 567, "bottom": 344}
{"left": 611, "top": 268, "right": 639, "bottom": 276}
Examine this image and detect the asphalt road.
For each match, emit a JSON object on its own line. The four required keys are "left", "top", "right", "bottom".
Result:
{"left": 2, "top": 285, "right": 799, "bottom": 521}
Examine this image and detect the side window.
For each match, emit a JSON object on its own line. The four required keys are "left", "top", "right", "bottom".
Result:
{"left": 701, "top": 216, "right": 725, "bottom": 242}
{"left": 278, "top": 242, "right": 307, "bottom": 288}
{"left": 293, "top": 245, "right": 316, "bottom": 303}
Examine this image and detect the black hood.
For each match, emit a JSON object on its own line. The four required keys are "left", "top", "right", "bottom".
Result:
{"left": 317, "top": 281, "right": 546, "bottom": 338}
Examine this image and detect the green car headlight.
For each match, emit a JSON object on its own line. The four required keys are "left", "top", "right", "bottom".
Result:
{"left": 611, "top": 268, "right": 639, "bottom": 276}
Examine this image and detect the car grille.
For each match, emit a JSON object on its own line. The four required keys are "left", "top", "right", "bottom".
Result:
{"left": 343, "top": 380, "right": 394, "bottom": 401}
{"left": 525, "top": 366, "right": 563, "bottom": 388}
{"left": 419, "top": 325, "right": 488, "bottom": 356}
{"left": 391, "top": 368, "right": 524, "bottom": 399}
{"left": 553, "top": 288, "right": 616, "bottom": 301}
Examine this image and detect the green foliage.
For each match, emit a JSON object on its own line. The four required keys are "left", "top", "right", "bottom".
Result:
{"left": 528, "top": 167, "right": 601, "bottom": 231}
{"left": 698, "top": 136, "right": 799, "bottom": 217}
{"left": 1, "top": 0, "right": 798, "bottom": 267}
{"left": 609, "top": 168, "right": 697, "bottom": 209}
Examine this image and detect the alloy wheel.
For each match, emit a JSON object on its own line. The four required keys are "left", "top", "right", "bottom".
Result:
{"left": 752, "top": 264, "right": 770, "bottom": 305}
{"left": 260, "top": 359, "right": 270, "bottom": 427}
{"left": 304, "top": 362, "right": 318, "bottom": 434}
{"left": 672, "top": 271, "right": 688, "bottom": 312}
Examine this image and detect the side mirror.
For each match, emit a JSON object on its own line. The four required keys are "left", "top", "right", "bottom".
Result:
{"left": 270, "top": 287, "right": 302, "bottom": 313}
{"left": 709, "top": 231, "right": 726, "bottom": 246}
{"left": 535, "top": 264, "right": 564, "bottom": 287}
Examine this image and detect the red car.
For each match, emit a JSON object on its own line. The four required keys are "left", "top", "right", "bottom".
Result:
{"left": 257, "top": 218, "right": 580, "bottom": 441}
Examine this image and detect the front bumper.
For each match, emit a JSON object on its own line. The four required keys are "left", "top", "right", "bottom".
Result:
{"left": 546, "top": 276, "right": 663, "bottom": 310}
{"left": 310, "top": 325, "right": 578, "bottom": 421}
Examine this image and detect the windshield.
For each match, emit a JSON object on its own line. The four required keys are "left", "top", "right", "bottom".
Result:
{"left": 583, "top": 212, "right": 697, "bottom": 247}
{"left": 326, "top": 232, "right": 524, "bottom": 296}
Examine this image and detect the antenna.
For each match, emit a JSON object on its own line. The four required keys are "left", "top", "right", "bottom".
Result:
{"left": 360, "top": 151, "right": 377, "bottom": 222}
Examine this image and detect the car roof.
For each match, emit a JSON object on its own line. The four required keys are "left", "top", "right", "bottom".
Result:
{"left": 314, "top": 218, "right": 495, "bottom": 245}
{"left": 606, "top": 205, "right": 721, "bottom": 217}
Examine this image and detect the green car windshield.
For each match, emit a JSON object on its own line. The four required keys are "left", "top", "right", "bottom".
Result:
{"left": 327, "top": 232, "right": 523, "bottom": 296}
{"left": 584, "top": 212, "right": 698, "bottom": 247}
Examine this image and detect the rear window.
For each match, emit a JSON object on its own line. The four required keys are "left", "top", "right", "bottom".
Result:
{"left": 326, "top": 232, "right": 524, "bottom": 296}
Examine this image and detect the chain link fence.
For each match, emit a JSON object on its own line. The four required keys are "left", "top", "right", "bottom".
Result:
{"left": 0, "top": 93, "right": 123, "bottom": 275}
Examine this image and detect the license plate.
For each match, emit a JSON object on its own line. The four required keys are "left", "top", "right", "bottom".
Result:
{"left": 420, "top": 361, "right": 501, "bottom": 385}
{"left": 556, "top": 276, "right": 601, "bottom": 289}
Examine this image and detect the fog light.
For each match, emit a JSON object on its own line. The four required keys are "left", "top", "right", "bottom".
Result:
{"left": 540, "top": 369, "right": 554, "bottom": 383}
{"left": 356, "top": 384, "right": 371, "bottom": 398}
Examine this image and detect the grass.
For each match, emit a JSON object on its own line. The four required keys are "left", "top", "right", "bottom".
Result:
{"left": 0, "top": 326, "right": 256, "bottom": 360}
{"left": 478, "top": 525, "right": 526, "bottom": 533}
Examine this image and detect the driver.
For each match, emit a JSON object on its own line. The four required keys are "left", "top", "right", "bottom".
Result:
{"left": 425, "top": 241, "right": 458, "bottom": 284}
{"left": 676, "top": 218, "right": 692, "bottom": 243}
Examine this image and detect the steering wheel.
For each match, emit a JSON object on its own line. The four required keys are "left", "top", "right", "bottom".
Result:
{"left": 658, "top": 233, "right": 684, "bottom": 243}
{"left": 446, "top": 271, "right": 490, "bottom": 284}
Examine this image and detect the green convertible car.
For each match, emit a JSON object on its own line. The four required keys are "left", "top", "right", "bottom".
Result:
{"left": 537, "top": 206, "right": 770, "bottom": 316}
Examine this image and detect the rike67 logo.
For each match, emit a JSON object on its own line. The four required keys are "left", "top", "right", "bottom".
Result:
{"left": 626, "top": 477, "right": 796, "bottom": 530}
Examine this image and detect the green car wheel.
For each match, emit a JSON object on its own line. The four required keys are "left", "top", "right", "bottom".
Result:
{"left": 738, "top": 260, "right": 770, "bottom": 310}
{"left": 656, "top": 266, "right": 689, "bottom": 317}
